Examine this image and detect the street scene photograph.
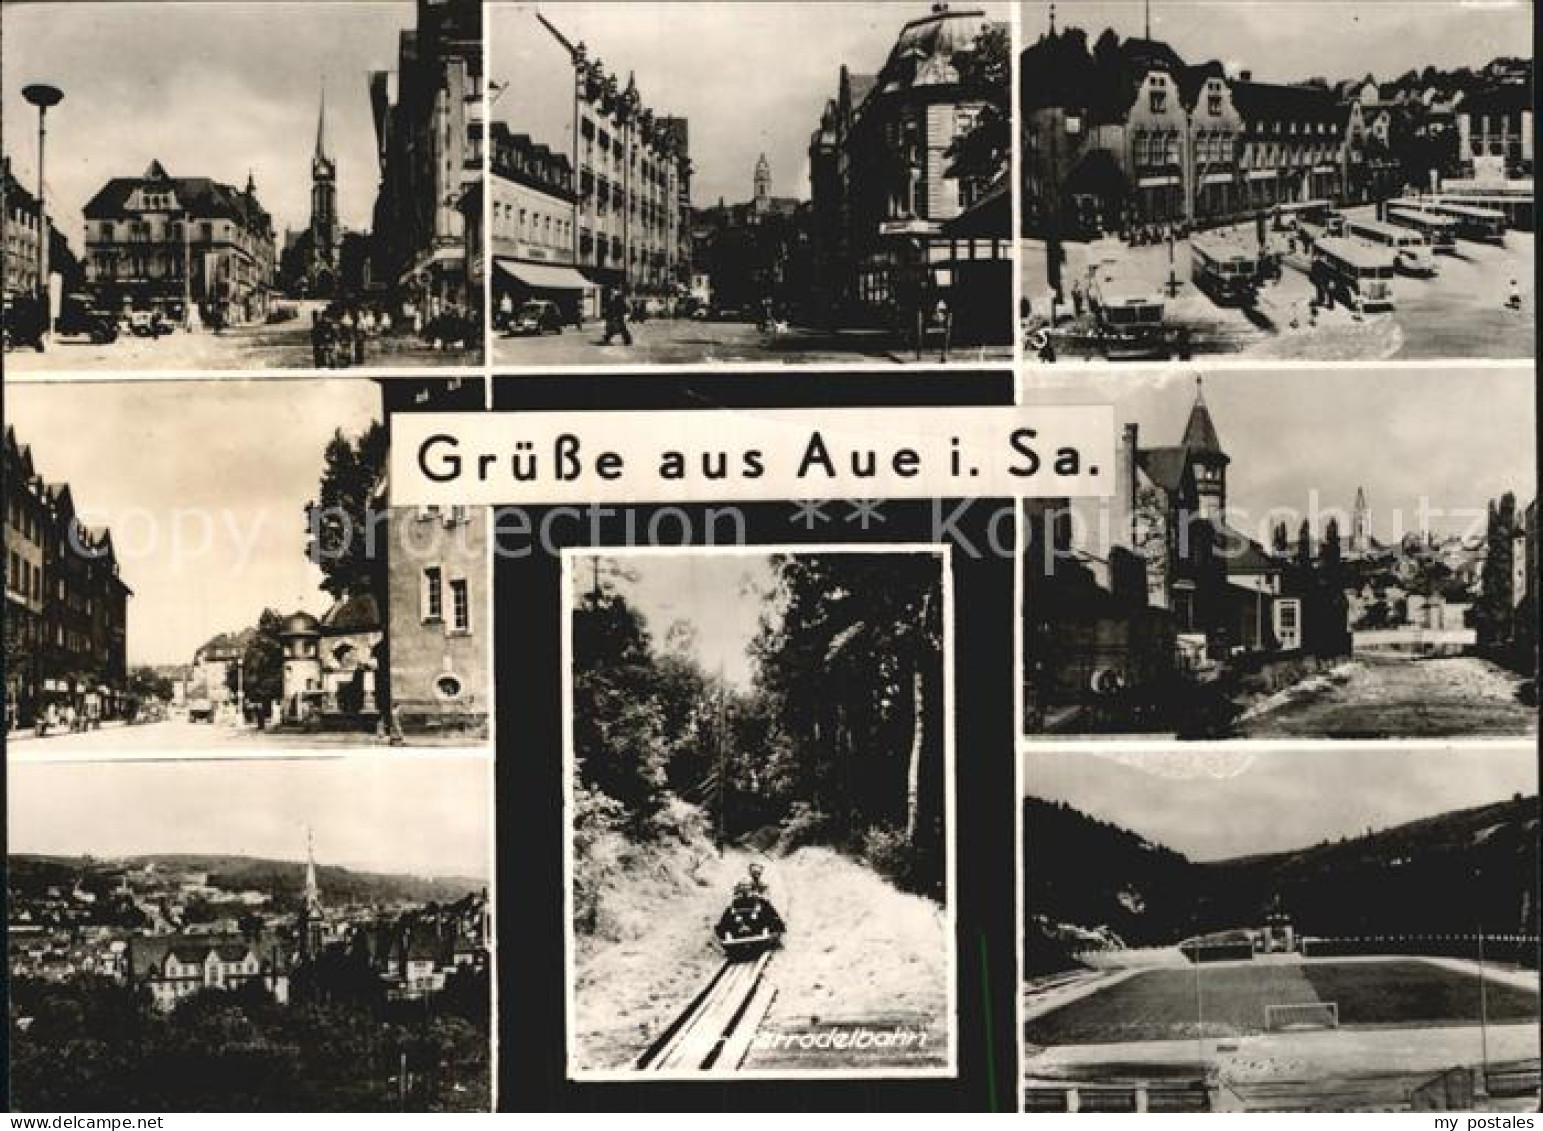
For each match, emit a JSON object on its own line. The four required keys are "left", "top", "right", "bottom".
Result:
{"left": 1020, "top": 744, "right": 1540, "bottom": 1113}
{"left": 565, "top": 549, "right": 955, "bottom": 1077}
{"left": 1022, "top": 366, "right": 1537, "bottom": 740}
{"left": 5, "top": 377, "right": 491, "bottom": 751}
{"left": 1018, "top": 0, "right": 1534, "bottom": 362}
{"left": 490, "top": 1, "right": 1012, "bottom": 368}
{"left": 8, "top": 754, "right": 493, "bottom": 1111}
{"left": 1, "top": 0, "right": 484, "bottom": 372}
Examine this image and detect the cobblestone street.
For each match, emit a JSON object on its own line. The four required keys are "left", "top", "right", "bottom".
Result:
{"left": 492, "top": 316, "right": 1012, "bottom": 367}
{"left": 7, "top": 300, "right": 482, "bottom": 372}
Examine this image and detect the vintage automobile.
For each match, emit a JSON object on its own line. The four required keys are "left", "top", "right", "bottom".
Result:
{"left": 127, "top": 309, "right": 174, "bottom": 338}
{"left": 56, "top": 295, "right": 118, "bottom": 344}
{"left": 714, "top": 883, "right": 786, "bottom": 959}
{"left": 506, "top": 299, "right": 564, "bottom": 336}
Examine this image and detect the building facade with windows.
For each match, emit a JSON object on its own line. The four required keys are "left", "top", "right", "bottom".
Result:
{"left": 368, "top": 0, "right": 484, "bottom": 320}
{"left": 1021, "top": 29, "right": 1362, "bottom": 235}
{"left": 810, "top": 4, "right": 1009, "bottom": 332}
{"left": 380, "top": 501, "right": 488, "bottom": 737}
{"left": 4, "top": 427, "right": 131, "bottom": 730}
{"left": 1457, "top": 85, "right": 1534, "bottom": 177}
{"left": 81, "top": 160, "right": 276, "bottom": 324}
{"left": 129, "top": 934, "right": 290, "bottom": 1011}
{"left": 563, "top": 43, "right": 690, "bottom": 299}
{"left": 3, "top": 156, "right": 45, "bottom": 303}
{"left": 489, "top": 122, "right": 597, "bottom": 322}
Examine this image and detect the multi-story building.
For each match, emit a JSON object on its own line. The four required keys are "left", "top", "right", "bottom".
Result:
{"left": 189, "top": 627, "right": 253, "bottom": 710}
{"left": 379, "top": 502, "right": 489, "bottom": 736}
{"left": 81, "top": 160, "right": 276, "bottom": 324}
{"left": 368, "top": 0, "right": 484, "bottom": 321}
{"left": 1021, "top": 27, "right": 1360, "bottom": 233}
{"left": 5, "top": 427, "right": 48, "bottom": 727}
{"left": 3, "top": 156, "right": 44, "bottom": 302}
{"left": 488, "top": 122, "right": 596, "bottom": 322}
{"left": 129, "top": 933, "right": 291, "bottom": 1011}
{"left": 565, "top": 45, "right": 690, "bottom": 300}
{"left": 3, "top": 427, "right": 131, "bottom": 729}
{"left": 1457, "top": 85, "right": 1534, "bottom": 178}
{"left": 809, "top": 4, "right": 1010, "bottom": 336}
{"left": 373, "top": 379, "right": 489, "bottom": 739}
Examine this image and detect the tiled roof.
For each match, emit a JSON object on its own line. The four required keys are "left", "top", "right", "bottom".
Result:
{"left": 82, "top": 163, "right": 272, "bottom": 232}
{"left": 1230, "top": 79, "right": 1343, "bottom": 124}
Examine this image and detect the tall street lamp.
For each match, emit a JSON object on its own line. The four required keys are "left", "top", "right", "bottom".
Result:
{"left": 22, "top": 83, "right": 63, "bottom": 346}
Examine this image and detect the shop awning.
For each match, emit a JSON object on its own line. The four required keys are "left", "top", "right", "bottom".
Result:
{"left": 495, "top": 259, "right": 595, "bottom": 291}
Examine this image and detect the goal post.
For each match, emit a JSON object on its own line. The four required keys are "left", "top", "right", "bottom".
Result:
{"left": 1264, "top": 1001, "right": 1339, "bottom": 1031}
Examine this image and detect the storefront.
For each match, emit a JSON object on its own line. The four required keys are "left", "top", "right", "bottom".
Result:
{"left": 493, "top": 258, "right": 598, "bottom": 327}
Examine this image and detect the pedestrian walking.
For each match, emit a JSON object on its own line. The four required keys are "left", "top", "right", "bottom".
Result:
{"left": 602, "top": 288, "right": 633, "bottom": 346}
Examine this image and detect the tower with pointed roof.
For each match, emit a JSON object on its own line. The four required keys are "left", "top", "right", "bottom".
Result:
{"left": 754, "top": 153, "right": 772, "bottom": 212}
{"left": 1350, "top": 486, "right": 1370, "bottom": 555}
{"left": 303, "top": 80, "right": 340, "bottom": 295}
{"left": 297, "top": 827, "right": 326, "bottom": 961}
{"left": 1181, "top": 377, "right": 1229, "bottom": 521}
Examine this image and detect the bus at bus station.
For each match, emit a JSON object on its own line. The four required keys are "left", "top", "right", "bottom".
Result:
{"left": 1346, "top": 217, "right": 1437, "bottom": 276}
{"left": 1424, "top": 200, "right": 1507, "bottom": 244}
{"left": 1190, "top": 236, "right": 1261, "bottom": 306}
{"left": 1312, "top": 237, "right": 1397, "bottom": 313}
{"left": 1272, "top": 199, "right": 1332, "bottom": 231}
{"left": 1385, "top": 207, "right": 1459, "bottom": 255}
{"left": 1086, "top": 261, "right": 1172, "bottom": 360}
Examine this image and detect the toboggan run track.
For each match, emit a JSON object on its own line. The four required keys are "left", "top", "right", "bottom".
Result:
{"left": 635, "top": 951, "right": 778, "bottom": 1073}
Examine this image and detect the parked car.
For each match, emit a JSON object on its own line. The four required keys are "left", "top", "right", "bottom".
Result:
{"left": 56, "top": 296, "right": 117, "bottom": 344}
{"left": 187, "top": 696, "right": 213, "bottom": 723}
{"left": 127, "top": 309, "right": 173, "bottom": 338}
{"left": 506, "top": 299, "right": 564, "bottom": 336}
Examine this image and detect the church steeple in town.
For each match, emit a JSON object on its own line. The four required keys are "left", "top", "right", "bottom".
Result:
{"left": 1350, "top": 486, "right": 1370, "bottom": 554}
{"left": 313, "top": 78, "right": 331, "bottom": 169}
{"left": 1182, "top": 377, "right": 1230, "bottom": 520}
{"left": 300, "top": 76, "right": 341, "bottom": 296}
{"left": 754, "top": 152, "right": 772, "bottom": 211}
{"left": 303, "top": 826, "right": 322, "bottom": 916}
{"left": 297, "top": 826, "right": 326, "bottom": 961}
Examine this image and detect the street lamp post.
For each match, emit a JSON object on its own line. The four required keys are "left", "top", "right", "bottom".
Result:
{"left": 22, "top": 83, "right": 63, "bottom": 346}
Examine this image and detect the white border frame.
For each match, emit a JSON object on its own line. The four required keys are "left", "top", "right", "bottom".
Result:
{"left": 560, "top": 541, "right": 960, "bottom": 1083}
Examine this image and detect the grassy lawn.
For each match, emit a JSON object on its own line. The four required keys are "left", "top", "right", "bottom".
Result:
{"left": 1026, "top": 961, "right": 1540, "bottom": 1046}
{"left": 1302, "top": 961, "right": 1539, "bottom": 1027}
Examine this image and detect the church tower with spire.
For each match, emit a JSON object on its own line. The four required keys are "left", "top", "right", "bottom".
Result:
{"left": 296, "top": 827, "right": 326, "bottom": 961}
{"left": 1350, "top": 486, "right": 1370, "bottom": 555}
{"left": 753, "top": 153, "right": 772, "bottom": 214}
{"left": 1181, "top": 377, "right": 1230, "bottom": 521}
{"left": 303, "top": 80, "right": 340, "bottom": 294}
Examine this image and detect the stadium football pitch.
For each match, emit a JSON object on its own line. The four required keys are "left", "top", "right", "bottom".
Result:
{"left": 1025, "top": 960, "right": 1540, "bottom": 1046}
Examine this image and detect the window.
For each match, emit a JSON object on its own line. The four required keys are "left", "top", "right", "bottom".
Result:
{"left": 1208, "top": 92, "right": 1223, "bottom": 116}
{"left": 1273, "top": 598, "right": 1302, "bottom": 650}
{"left": 435, "top": 673, "right": 464, "bottom": 701}
{"left": 1149, "top": 88, "right": 1167, "bottom": 114}
{"left": 450, "top": 578, "right": 470, "bottom": 633}
{"left": 422, "top": 566, "right": 443, "bottom": 622}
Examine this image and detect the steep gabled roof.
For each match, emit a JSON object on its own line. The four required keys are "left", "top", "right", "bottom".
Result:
{"left": 1180, "top": 388, "right": 1225, "bottom": 456}
{"left": 1137, "top": 446, "right": 1191, "bottom": 494}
